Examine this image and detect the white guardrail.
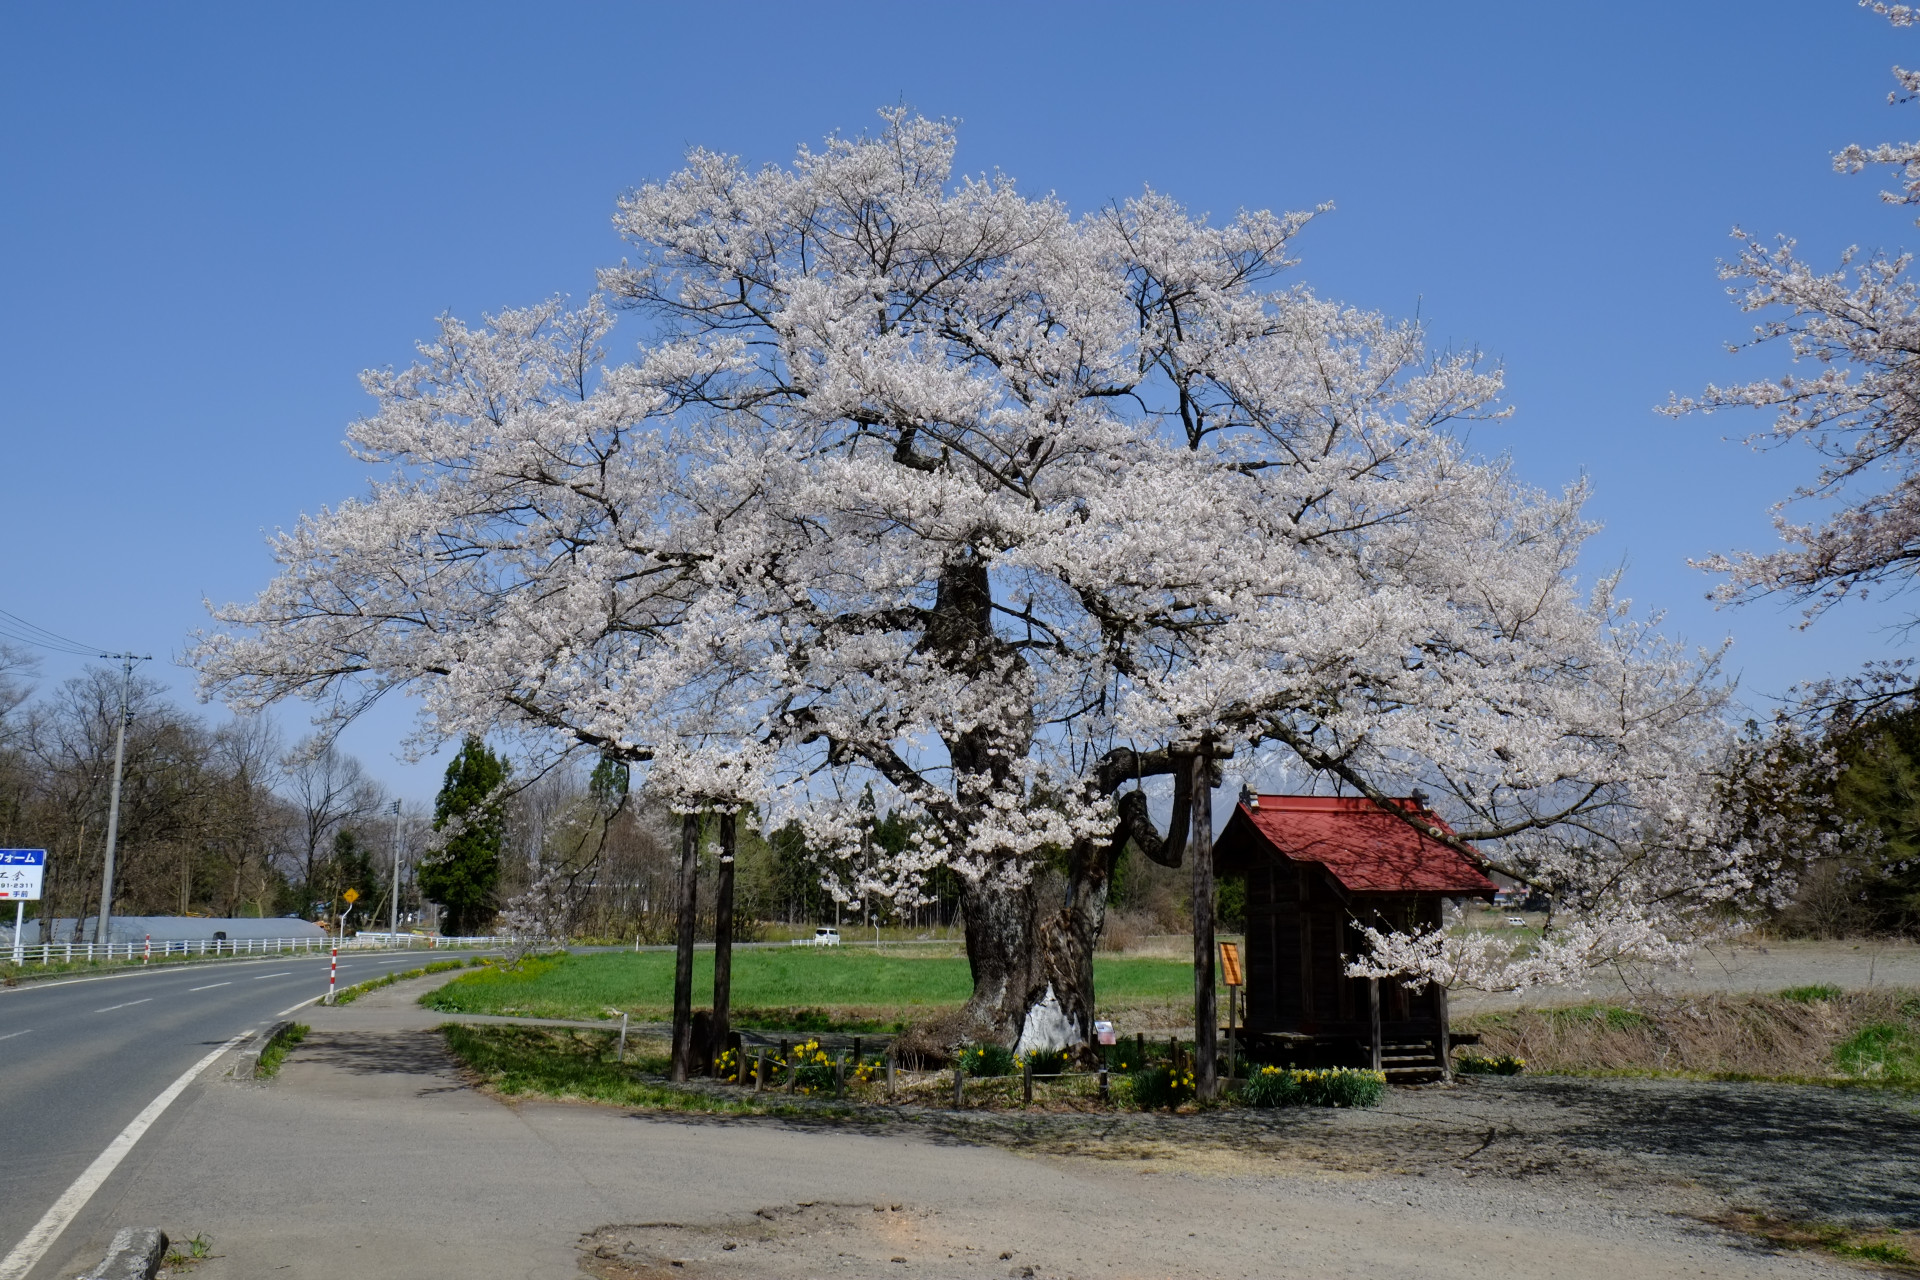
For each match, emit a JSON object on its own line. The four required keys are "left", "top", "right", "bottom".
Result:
{"left": 5, "top": 933, "right": 500, "bottom": 967}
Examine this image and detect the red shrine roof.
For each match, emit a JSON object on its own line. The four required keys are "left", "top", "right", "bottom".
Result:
{"left": 1215, "top": 794, "right": 1497, "bottom": 896}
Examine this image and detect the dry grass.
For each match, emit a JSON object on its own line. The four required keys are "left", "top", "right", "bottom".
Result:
{"left": 1460, "top": 987, "right": 1920, "bottom": 1082}
{"left": 1708, "top": 1210, "right": 1920, "bottom": 1273}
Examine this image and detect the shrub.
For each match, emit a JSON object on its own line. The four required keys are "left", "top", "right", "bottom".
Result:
{"left": 957, "top": 1042, "right": 1015, "bottom": 1077}
{"left": 1455, "top": 1053, "right": 1526, "bottom": 1076}
{"left": 1780, "top": 984, "right": 1843, "bottom": 1003}
{"left": 1128, "top": 1063, "right": 1196, "bottom": 1109}
{"left": 1017, "top": 1047, "right": 1072, "bottom": 1076}
{"left": 1239, "top": 1065, "right": 1386, "bottom": 1108}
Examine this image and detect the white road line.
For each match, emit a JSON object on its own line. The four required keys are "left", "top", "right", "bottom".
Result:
{"left": 276, "top": 994, "right": 323, "bottom": 1018}
{"left": 187, "top": 982, "right": 231, "bottom": 992}
{"left": 0, "top": 1029, "right": 32, "bottom": 1042}
{"left": 251, "top": 972, "right": 293, "bottom": 980}
{"left": 0, "top": 1031, "right": 250, "bottom": 1280}
{"left": 0, "top": 955, "right": 330, "bottom": 996}
{"left": 92, "top": 998, "right": 153, "bottom": 1013}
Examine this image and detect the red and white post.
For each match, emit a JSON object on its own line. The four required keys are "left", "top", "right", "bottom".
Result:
{"left": 143, "top": 934, "right": 150, "bottom": 964}
{"left": 327, "top": 945, "right": 338, "bottom": 1004}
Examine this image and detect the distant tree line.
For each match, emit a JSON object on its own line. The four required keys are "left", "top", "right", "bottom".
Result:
{"left": 0, "top": 652, "right": 956, "bottom": 942}
{"left": 0, "top": 649, "right": 426, "bottom": 935}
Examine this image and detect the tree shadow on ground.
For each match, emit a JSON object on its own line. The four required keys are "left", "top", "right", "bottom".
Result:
{"left": 1529, "top": 1078, "right": 1920, "bottom": 1227}
{"left": 296, "top": 1030, "right": 461, "bottom": 1082}
{"left": 611, "top": 1073, "right": 1920, "bottom": 1227}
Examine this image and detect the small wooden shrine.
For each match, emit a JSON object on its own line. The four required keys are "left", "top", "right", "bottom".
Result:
{"left": 1214, "top": 793, "right": 1496, "bottom": 1079}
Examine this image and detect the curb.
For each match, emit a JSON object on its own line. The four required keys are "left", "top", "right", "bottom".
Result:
{"left": 233, "top": 1021, "right": 295, "bottom": 1080}
{"left": 78, "top": 1227, "right": 166, "bottom": 1280}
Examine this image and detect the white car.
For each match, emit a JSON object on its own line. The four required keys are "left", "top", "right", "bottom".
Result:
{"left": 1505, "top": 916, "right": 1528, "bottom": 927}
{"left": 812, "top": 927, "right": 841, "bottom": 946}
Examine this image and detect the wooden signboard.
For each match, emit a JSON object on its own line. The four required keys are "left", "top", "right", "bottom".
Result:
{"left": 1219, "top": 940, "right": 1243, "bottom": 987}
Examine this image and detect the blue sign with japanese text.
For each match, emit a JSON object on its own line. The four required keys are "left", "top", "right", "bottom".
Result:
{"left": 0, "top": 849, "right": 46, "bottom": 900}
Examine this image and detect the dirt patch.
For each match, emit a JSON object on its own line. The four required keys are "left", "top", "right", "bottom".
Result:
{"left": 578, "top": 1204, "right": 1024, "bottom": 1280}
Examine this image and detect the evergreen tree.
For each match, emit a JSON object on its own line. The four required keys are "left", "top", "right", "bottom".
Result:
{"left": 326, "top": 827, "right": 379, "bottom": 924}
{"left": 1831, "top": 709, "right": 1920, "bottom": 933}
{"left": 419, "top": 736, "right": 508, "bottom": 935}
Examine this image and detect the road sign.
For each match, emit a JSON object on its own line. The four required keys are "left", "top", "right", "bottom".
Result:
{"left": 1219, "top": 940, "right": 1243, "bottom": 987}
{"left": 342, "top": 888, "right": 359, "bottom": 904}
{"left": 0, "top": 849, "right": 46, "bottom": 901}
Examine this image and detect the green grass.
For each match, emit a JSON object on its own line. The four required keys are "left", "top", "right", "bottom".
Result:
{"left": 1779, "top": 984, "right": 1843, "bottom": 1003}
{"left": 255, "top": 1023, "right": 306, "bottom": 1078}
{"left": 1716, "top": 1211, "right": 1920, "bottom": 1272}
{"left": 1543, "top": 1003, "right": 1652, "bottom": 1031}
{"left": 422, "top": 949, "right": 1205, "bottom": 1025}
{"left": 441, "top": 1023, "right": 800, "bottom": 1114}
{"left": 1831, "top": 1238, "right": 1915, "bottom": 1265}
{"left": 330, "top": 958, "right": 477, "bottom": 1006}
{"left": 1834, "top": 1021, "right": 1920, "bottom": 1083}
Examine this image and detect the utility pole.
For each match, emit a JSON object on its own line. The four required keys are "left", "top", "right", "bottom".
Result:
{"left": 387, "top": 799, "right": 403, "bottom": 935}
{"left": 95, "top": 653, "right": 148, "bottom": 946}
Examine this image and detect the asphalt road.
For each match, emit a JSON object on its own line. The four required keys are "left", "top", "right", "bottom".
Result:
{"left": 0, "top": 948, "right": 479, "bottom": 1277}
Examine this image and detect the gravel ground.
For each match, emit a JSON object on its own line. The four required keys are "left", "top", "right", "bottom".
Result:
{"left": 118, "top": 969, "right": 1909, "bottom": 1280}
{"left": 670, "top": 1072, "right": 1920, "bottom": 1233}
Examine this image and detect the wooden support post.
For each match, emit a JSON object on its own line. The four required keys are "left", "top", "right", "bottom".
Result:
{"left": 886, "top": 1052, "right": 896, "bottom": 1098}
{"left": 1368, "top": 978, "right": 1383, "bottom": 1072}
{"left": 852, "top": 1036, "right": 862, "bottom": 1064}
{"left": 1136, "top": 1033, "right": 1145, "bottom": 1067}
{"left": 1437, "top": 983, "right": 1453, "bottom": 1082}
{"left": 1189, "top": 746, "right": 1219, "bottom": 1100}
{"left": 753, "top": 1050, "right": 766, "bottom": 1093}
{"left": 668, "top": 811, "right": 700, "bottom": 1083}
{"left": 953, "top": 1067, "right": 966, "bottom": 1109}
{"left": 835, "top": 1051, "right": 846, "bottom": 1097}
{"left": 1098, "top": 1064, "right": 1109, "bottom": 1102}
{"left": 1226, "top": 987, "right": 1238, "bottom": 1082}
{"left": 1022, "top": 1058, "right": 1033, "bottom": 1108}
{"left": 711, "top": 810, "right": 737, "bottom": 1074}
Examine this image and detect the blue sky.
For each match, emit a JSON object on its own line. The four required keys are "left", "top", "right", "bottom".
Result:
{"left": 2, "top": 2, "right": 1915, "bottom": 799}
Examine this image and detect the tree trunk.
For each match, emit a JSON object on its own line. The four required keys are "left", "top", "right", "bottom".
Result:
{"left": 953, "top": 871, "right": 1046, "bottom": 1046}
{"left": 1189, "top": 747, "right": 1219, "bottom": 1101}
{"left": 668, "top": 811, "right": 699, "bottom": 1082}
{"left": 1034, "top": 834, "right": 1123, "bottom": 1060}
{"left": 710, "top": 811, "right": 736, "bottom": 1070}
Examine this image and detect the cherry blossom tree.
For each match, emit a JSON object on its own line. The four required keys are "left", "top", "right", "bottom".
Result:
{"left": 198, "top": 111, "right": 1764, "bottom": 1071}
{"left": 1674, "top": 3, "right": 1920, "bottom": 664}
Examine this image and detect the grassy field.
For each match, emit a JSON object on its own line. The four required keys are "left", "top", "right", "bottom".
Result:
{"left": 423, "top": 947, "right": 1210, "bottom": 1029}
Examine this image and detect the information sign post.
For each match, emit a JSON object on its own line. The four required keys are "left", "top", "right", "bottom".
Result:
{"left": 1, "top": 849, "right": 48, "bottom": 965}
{"left": 1219, "top": 941, "right": 1244, "bottom": 1081}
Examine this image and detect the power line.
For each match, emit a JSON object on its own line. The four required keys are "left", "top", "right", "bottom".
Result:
{"left": 0, "top": 607, "right": 107, "bottom": 658}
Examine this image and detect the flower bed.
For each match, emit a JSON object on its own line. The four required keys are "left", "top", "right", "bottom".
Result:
{"left": 1239, "top": 1065, "right": 1387, "bottom": 1108}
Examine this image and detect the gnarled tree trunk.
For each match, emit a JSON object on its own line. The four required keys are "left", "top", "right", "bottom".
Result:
{"left": 948, "top": 749, "right": 1216, "bottom": 1058}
